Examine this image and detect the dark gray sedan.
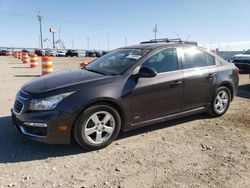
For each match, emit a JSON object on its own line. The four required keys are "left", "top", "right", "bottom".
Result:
{"left": 12, "top": 40, "right": 239, "bottom": 150}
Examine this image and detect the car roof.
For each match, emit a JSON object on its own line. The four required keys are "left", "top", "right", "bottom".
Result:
{"left": 120, "top": 43, "right": 198, "bottom": 51}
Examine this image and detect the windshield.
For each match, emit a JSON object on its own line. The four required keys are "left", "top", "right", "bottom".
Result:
{"left": 243, "top": 50, "right": 250, "bottom": 54}
{"left": 85, "top": 48, "right": 149, "bottom": 75}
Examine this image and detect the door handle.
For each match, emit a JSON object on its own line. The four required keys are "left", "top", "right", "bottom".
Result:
{"left": 170, "top": 80, "right": 182, "bottom": 87}
{"left": 207, "top": 73, "right": 213, "bottom": 80}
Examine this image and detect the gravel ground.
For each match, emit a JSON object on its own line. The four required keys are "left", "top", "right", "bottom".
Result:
{"left": 0, "top": 56, "right": 250, "bottom": 188}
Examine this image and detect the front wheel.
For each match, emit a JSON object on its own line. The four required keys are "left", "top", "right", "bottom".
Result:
{"left": 73, "top": 105, "right": 121, "bottom": 150}
{"left": 208, "top": 86, "right": 231, "bottom": 117}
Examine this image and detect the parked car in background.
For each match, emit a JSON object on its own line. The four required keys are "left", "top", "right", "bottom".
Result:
{"left": 34, "top": 49, "right": 44, "bottom": 56}
{"left": 102, "top": 51, "right": 109, "bottom": 56}
{"left": 66, "top": 50, "right": 79, "bottom": 57}
{"left": 11, "top": 39, "right": 239, "bottom": 150}
{"left": 45, "top": 50, "right": 57, "bottom": 57}
{"left": 94, "top": 51, "right": 102, "bottom": 58}
{"left": 230, "top": 49, "right": 250, "bottom": 72}
{"left": 0, "top": 50, "right": 9, "bottom": 56}
{"left": 57, "top": 51, "right": 66, "bottom": 57}
{"left": 85, "top": 51, "right": 96, "bottom": 57}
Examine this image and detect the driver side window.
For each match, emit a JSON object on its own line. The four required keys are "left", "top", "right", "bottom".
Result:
{"left": 142, "top": 48, "right": 178, "bottom": 74}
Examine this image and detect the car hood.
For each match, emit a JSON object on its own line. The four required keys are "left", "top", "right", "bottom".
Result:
{"left": 22, "top": 68, "right": 114, "bottom": 98}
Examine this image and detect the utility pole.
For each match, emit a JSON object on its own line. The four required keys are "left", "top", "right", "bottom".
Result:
{"left": 107, "top": 34, "right": 110, "bottom": 50}
{"left": 173, "top": 32, "right": 180, "bottom": 39}
{"left": 72, "top": 39, "right": 74, "bottom": 49}
{"left": 49, "top": 28, "right": 56, "bottom": 48}
{"left": 125, "top": 37, "right": 127, "bottom": 47}
{"left": 209, "top": 39, "right": 215, "bottom": 50}
{"left": 38, "top": 12, "right": 43, "bottom": 48}
{"left": 153, "top": 24, "right": 159, "bottom": 40}
{"left": 86, "top": 37, "right": 90, "bottom": 50}
{"left": 38, "top": 35, "right": 40, "bottom": 48}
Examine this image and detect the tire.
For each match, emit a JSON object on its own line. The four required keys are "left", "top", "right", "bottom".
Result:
{"left": 207, "top": 86, "right": 231, "bottom": 117}
{"left": 73, "top": 105, "right": 121, "bottom": 150}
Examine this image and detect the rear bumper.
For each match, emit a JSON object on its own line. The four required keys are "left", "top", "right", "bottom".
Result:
{"left": 11, "top": 109, "right": 75, "bottom": 144}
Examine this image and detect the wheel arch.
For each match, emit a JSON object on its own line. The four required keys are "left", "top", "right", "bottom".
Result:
{"left": 82, "top": 100, "right": 125, "bottom": 124}
{"left": 71, "top": 99, "right": 125, "bottom": 142}
{"left": 217, "top": 82, "right": 234, "bottom": 101}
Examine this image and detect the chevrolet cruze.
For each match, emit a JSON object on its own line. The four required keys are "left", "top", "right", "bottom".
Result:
{"left": 12, "top": 39, "right": 239, "bottom": 150}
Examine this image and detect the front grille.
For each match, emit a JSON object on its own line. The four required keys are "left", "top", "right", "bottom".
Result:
{"left": 14, "top": 99, "right": 23, "bottom": 114}
{"left": 19, "top": 90, "right": 29, "bottom": 99}
{"left": 22, "top": 125, "right": 47, "bottom": 137}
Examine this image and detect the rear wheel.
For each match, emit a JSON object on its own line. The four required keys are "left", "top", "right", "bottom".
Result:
{"left": 208, "top": 86, "right": 231, "bottom": 117}
{"left": 73, "top": 105, "right": 121, "bottom": 150}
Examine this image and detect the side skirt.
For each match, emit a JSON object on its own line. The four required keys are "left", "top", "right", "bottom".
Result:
{"left": 125, "top": 106, "right": 207, "bottom": 131}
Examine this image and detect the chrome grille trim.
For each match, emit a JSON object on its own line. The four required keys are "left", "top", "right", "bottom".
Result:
{"left": 13, "top": 99, "right": 24, "bottom": 115}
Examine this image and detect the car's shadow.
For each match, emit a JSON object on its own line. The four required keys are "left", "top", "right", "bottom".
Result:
{"left": 0, "top": 113, "right": 211, "bottom": 164}
{"left": 14, "top": 75, "right": 40, "bottom": 78}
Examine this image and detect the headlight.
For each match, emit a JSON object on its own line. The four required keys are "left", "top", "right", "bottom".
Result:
{"left": 30, "top": 92, "right": 73, "bottom": 111}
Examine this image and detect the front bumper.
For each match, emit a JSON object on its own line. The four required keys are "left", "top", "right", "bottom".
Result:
{"left": 11, "top": 109, "right": 75, "bottom": 144}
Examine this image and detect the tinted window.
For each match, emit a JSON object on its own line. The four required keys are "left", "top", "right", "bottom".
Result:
{"left": 142, "top": 48, "right": 178, "bottom": 73}
{"left": 205, "top": 53, "right": 215, "bottom": 66}
{"left": 182, "top": 48, "right": 206, "bottom": 69}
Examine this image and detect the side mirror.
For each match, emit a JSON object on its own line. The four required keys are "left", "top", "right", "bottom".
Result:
{"left": 137, "top": 67, "right": 157, "bottom": 78}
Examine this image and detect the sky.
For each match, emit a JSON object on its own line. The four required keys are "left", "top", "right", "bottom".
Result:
{"left": 0, "top": 0, "right": 250, "bottom": 50}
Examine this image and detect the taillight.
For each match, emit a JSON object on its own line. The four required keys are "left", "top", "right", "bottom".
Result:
{"left": 235, "top": 67, "right": 240, "bottom": 75}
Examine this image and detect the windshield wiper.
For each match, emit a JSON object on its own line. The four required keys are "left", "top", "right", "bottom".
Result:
{"left": 84, "top": 67, "right": 110, "bottom": 75}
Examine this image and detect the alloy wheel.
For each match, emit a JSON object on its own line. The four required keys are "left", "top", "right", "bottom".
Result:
{"left": 214, "top": 90, "right": 229, "bottom": 114}
{"left": 83, "top": 111, "right": 115, "bottom": 144}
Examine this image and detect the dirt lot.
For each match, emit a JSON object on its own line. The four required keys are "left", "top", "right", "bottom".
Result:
{"left": 0, "top": 56, "right": 250, "bottom": 188}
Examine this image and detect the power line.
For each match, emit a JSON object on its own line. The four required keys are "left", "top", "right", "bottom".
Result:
{"left": 0, "top": 11, "right": 148, "bottom": 30}
{"left": 0, "top": 11, "right": 36, "bottom": 19}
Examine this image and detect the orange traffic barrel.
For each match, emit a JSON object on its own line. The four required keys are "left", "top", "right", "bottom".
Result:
{"left": 18, "top": 51, "right": 22, "bottom": 60}
{"left": 30, "top": 54, "right": 39, "bottom": 68}
{"left": 80, "top": 60, "right": 91, "bottom": 68}
{"left": 21, "top": 52, "right": 26, "bottom": 61}
{"left": 13, "top": 51, "right": 17, "bottom": 58}
{"left": 42, "top": 56, "right": 54, "bottom": 75}
{"left": 22, "top": 53, "right": 30, "bottom": 64}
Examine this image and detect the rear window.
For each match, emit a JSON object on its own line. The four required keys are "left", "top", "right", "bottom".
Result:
{"left": 182, "top": 47, "right": 207, "bottom": 69}
{"left": 205, "top": 53, "right": 215, "bottom": 66}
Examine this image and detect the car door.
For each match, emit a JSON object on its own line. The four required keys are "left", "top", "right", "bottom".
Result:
{"left": 181, "top": 47, "right": 217, "bottom": 111}
{"left": 130, "top": 48, "right": 184, "bottom": 125}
